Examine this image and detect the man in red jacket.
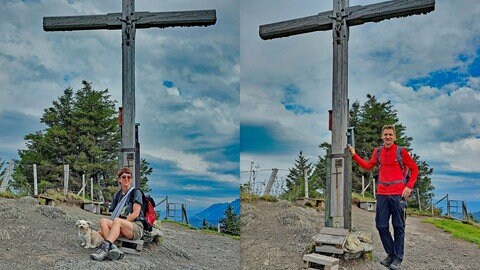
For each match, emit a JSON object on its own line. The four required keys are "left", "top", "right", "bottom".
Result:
{"left": 348, "top": 125, "right": 418, "bottom": 270}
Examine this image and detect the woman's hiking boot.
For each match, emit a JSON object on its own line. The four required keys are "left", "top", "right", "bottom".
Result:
{"left": 90, "top": 241, "right": 111, "bottom": 261}
{"left": 108, "top": 244, "right": 125, "bottom": 260}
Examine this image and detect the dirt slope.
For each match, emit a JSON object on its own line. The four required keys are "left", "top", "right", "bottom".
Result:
{"left": 0, "top": 196, "right": 240, "bottom": 270}
{"left": 240, "top": 199, "right": 480, "bottom": 270}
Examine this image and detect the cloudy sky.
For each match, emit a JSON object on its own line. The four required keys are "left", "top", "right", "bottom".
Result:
{"left": 240, "top": 0, "right": 480, "bottom": 211}
{"left": 0, "top": 0, "right": 239, "bottom": 214}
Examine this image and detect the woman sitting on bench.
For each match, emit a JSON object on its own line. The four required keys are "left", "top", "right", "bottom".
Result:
{"left": 91, "top": 167, "right": 144, "bottom": 261}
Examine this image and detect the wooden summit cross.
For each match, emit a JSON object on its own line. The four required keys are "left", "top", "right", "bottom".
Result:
{"left": 43, "top": 0, "right": 216, "bottom": 187}
{"left": 260, "top": 0, "right": 435, "bottom": 229}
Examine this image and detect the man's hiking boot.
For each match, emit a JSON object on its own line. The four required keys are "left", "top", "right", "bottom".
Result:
{"left": 389, "top": 258, "right": 402, "bottom": 270}
{"left": 379, "top": 255, "right": 394, "bottom": 268}
{"left": 108, "top": 244, "right": 125, "bottom": 260}
{"left": 90, "top": 241, "right": 110, "bottom": 261}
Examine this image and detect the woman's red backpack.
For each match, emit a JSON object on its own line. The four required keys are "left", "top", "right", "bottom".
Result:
{"left": 129, "top": 188, "right": 157, "bottom": 231}
{"left": 143, "top": 194, "right": 157, "bottom": 230}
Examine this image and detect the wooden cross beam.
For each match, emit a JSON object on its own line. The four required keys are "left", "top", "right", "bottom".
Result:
{"left": 44, "top": 10, "right": 216, "bottom": 31}
{"left": 259, "top": 0, "right": 434, "bottom": 40}
{"left": 259, "top": 0, "right": 435, "bottom": 229}
{"left": 43, "top": 0, "right": 216, "bottom": 188}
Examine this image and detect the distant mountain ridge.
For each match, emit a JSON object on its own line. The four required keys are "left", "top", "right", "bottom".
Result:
{"left": 189, "top": 199, "right": 240, "bottom": 228}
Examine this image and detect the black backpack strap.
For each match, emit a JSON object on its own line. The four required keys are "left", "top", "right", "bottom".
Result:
{"left": 396, "top": 146, "right": 404, "bottom": 171}
{"left": 129, "top": 188, "right": 145, "bottom": 208}
{"left": 376, "top": 146, "right": 383, "bottom": 168}
{"left": 129, "top": 188, "right": 136, "bottom": 204}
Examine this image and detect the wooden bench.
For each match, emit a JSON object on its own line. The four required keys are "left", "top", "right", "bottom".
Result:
{"left": 358, "top": 201, "right": 376, "bottom": 212}
{"left": 114, "top": 227, "right": 162, "bottom": 255}
{"left": 303, "top": 253, "right": 340, "bottom": 270}
{"left": 115, "top": 237, "right": 144, "bottom": 255}
{"left": 33, "top": 195, "right": 55, "bottom": 206}
{"left": 82, "top": 201, "right": 104, "bottom": 214}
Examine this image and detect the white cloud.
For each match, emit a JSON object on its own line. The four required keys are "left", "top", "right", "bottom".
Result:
{"left": 437, "top": 138, "right": 480, "bottom": 172}
{"left": 165, "top": 86, "right": 181, "bottom": 97}
{"left": 143, "top": 147, "right": 238, "bottom": 184}
{"left": 144, "top": 147, "right": 210, "bottom": 174}
{"left": 182, "top": 185, "right": 214, "bottom": 192}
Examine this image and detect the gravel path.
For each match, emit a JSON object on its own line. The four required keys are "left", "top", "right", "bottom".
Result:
{"left": 241, "top": 199, "right": 480, "bottom": 270}
{"left": 0, "top": 196, "right": 239, "bottom": 270}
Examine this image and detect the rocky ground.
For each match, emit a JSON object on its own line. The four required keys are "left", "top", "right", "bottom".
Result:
{"left": 0, "top": 196, "right": 239, "bottom": 270}
{"left": 240, "top": 199, "right": 480, "bottom": 270}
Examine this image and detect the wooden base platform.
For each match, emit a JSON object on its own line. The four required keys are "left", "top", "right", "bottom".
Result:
{"left": 314, "top": 227, "right": 349, "bottom": 254}
{"left": 303, "top": 253, "right": 339, "bottom": 270}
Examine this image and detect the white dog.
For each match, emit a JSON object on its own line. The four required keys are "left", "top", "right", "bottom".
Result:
{"left": 75, "top": 220, "right": 104, "bottom": 248}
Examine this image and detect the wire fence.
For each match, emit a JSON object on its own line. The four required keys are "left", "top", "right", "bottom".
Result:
{"left": 241, "top": 167, "right": 288, "bottom": 196}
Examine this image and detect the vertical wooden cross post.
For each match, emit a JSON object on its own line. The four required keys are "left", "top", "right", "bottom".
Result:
{"left": 43, "top": 0, "right": 216, "bottom": 188}
{"left": 260, "top": 0, "right": 435, "bottom": 229}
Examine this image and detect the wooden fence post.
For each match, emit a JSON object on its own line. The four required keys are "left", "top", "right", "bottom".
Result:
{"left": 82, "top": 174, "right": 85, "bottom": 199}
{"left": 33, "top": 164, "right": 38, "bottom": 196}
{"left": 90, "top": 177, "right": 94, "bottom": 201}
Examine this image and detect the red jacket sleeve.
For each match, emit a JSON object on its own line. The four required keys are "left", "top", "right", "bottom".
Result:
{"left": 352, "top": 148, "right": 378, "bottom": 171}
{"left": 401, "top": 148, "right": 419, "bottom": 189}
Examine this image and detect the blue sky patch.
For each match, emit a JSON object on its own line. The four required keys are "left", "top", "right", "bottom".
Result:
{"left": 241, "top": 123, "right": 295, "bottom": 154}
{"left": 407, "top": 49, "right": 480, "bottom": 89}
{"left": 241, "top": 124, "right": 278, "bottom": 153}
{"left": 406, "top": 67, "right": 467, "bottom": 89}
{"left": 183, "top": 132, "right": 202, "bottom": 140}
{"left": 283, "top": 103, "right": 314, "bottom": 114}
{"left": 163, "top": 80, "right": 174, "bottom": 88}
{"left": 368, "top": 48, "right": 394, "bottom": 62}
{"left": 63, "top": 73, "right": 77, "bottom": 84}
{"left": 222, "top": 142, "right": 240, "bottom": 162}
{"left": 467, "top": 48, "right": 480, "bottom": 77}
{"left": 281, "top": 85, "right": 314, "bottom": 115}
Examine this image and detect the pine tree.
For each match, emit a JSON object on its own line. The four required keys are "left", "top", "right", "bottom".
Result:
{"left": 140, "top": 158, "right": 153, "bottom": 193}
{"left": 409, "top": 154, "right": 435, "bottom": 207}
{"left": 219, "top": 204, "right": 240, "bottom": 236}
{"left": 282, "top": 151, "right": 314, "bottom": 200}
{"left": 201, "top": 218, "right": 209, "bottom": 230}
{"left": 311, "top": 142, "right": 330, "bottom": 197}
{"left": 13, "top": 81, "right": 153, "bottom": 197}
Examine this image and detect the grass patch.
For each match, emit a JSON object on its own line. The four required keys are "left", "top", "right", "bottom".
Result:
{"left": 43, "top": 189, "right": 93, "bottom": 202}
{"left": 352, "top": 192, "right": 375, "bottom": 203}
{"left": 240, "top": 192, "right": 278, "bottom": 203}
{"left": 162, "top": 220, "right": 240, "bottom": 240}
{"left": 0, "top": 191, "right": 17, "bottom": 199}
{"left": 352, "top": 192, "right": 375, "bottom": 207}
{"left": 162, "top": 219, "right": 197, "bottom": 230}
{"left": 422, "top": 218, "right": 480, "bottom": 247}
{"left": 201, "top": 229, "right": 240, "bottom": 240}
{"left": 406, "top": 207, "right": 440, "bottom": 217}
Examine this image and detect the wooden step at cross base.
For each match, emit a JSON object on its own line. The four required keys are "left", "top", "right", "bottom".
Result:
{"left": 314, "top": 227, "right": 349, "bottom": 254}
{"left": 115, "top": 237, "right": 144, "bottom": 255}
{"left": 303, "top": 253, "right": 340, "bottom": 270}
